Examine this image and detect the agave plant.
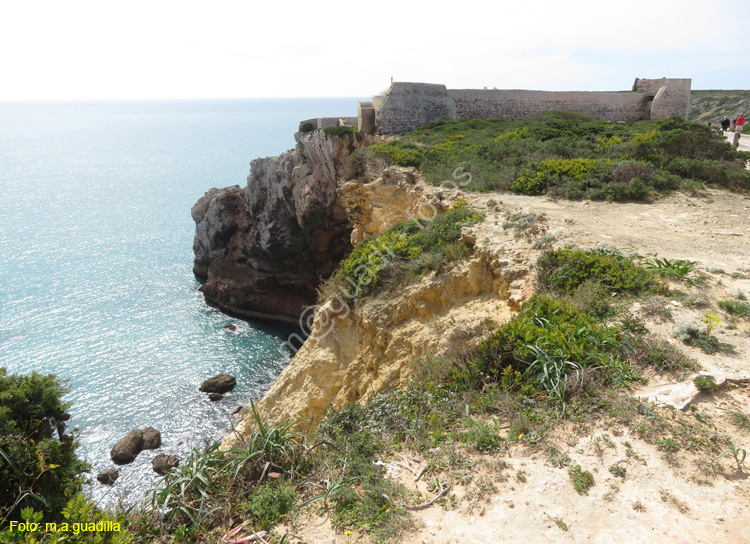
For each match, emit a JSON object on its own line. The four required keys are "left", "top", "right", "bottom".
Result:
{"left": 640, "top": 256, "right": 696, "bottom": 279}
{"left": 145, "top": 442, "right": 228, "bottom": 525}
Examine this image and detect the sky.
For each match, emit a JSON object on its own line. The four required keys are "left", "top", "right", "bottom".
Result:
{"left": 1, "top": 0, "right": 748, "bottom": 102}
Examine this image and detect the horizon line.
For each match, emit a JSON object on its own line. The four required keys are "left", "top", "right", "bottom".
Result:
{"left": 1, "top": 87, "right": 747, "bottom": 106}
{"left": 0, "top": 95, "right": 370, "bottom": 106}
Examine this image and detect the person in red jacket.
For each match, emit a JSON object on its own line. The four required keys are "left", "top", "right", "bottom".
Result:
{"left": 736, "top": 113, "right": 745, "bottom": 133}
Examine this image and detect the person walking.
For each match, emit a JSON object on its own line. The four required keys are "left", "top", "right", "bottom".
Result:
{"left": 721, "top": 116, "right": 731, "bottom": 131}
{"left": 736, "top": 113, "right": 745, "bottom": 133}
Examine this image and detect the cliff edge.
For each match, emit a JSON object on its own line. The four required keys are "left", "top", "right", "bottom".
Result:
{"left": 191, "top": 131, "right": 368, "bottom": 326}
{"left": 226, "top": 173, "right": 536, "bottom": 442}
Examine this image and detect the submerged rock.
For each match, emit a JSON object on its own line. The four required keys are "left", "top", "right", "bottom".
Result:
{"left": 200, "top": 373, "right": 236, "bottom": 394}
{"left": 152, "top": 453, "right": 180, "bottom": 475}
{"left": 96, "top": 468, "right": 119, "bottom": 485}
{"left": 208, "top": 392, "right": 224, "bottom": 402}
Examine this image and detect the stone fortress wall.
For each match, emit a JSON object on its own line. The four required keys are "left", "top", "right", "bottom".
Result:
{"left": 353, "top": 77, "right": 691, "bottom": 134}
{"left": 298, "top": 116, "right": 358, "bottom": 130}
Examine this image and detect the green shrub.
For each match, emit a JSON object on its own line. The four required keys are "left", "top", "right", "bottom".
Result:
{"left": 369, "top": 141, "right": 422, "bottom": 167}
{"left": 568, "top": 465, "right": 594, "bottom": 494}
{"left": 323, "top": 125, "right": 358, "bottom": 143}
{"left": 315, "top": 404, "right": 410, "bottom": 537}
{"left": 536, "top": 248, "right": 659, "bottom": 296}
{"left": 147, "top": 403, "right": 308, "bottom": 528}
{"left": 718, "top": 299, "right": 750, "bottom": 317}
{"left": 629, "top": 335, "right": 698, "bottom": 373}
{"left": 328, "top": 477, "right": 406, "bottom": 533}
{"left": 324, "top": 202, "right": 484, "bottom": 302}
{"left": 331, "top": 228, "right": 414, "bottom": 299}
{"left": 657, "top": 437, "right": 679, "bottom": 453}
{"left": 693, "top": 375, "right": 719, "bottom": 394}
{"left": 502, "top": 212, "right": 547, "bottom": 236}
{"left": 0, "top": 369, "right": 89, "bottom": 525}
{"left": 0, "top": 496, "right": 132, "bottom": 544}
{"left": 672, "top": 324, "right": 729, "bottom": 354}
{"left": 619, "top": 313, "right": 649, "bottom": 335}
{"left": 241, "top": 482, "right": 298, "bottom": 530}
{"left": 568, "top": 279, "right": 613, "bottom": 318}
{"left": 300, "top": 122, "right": 315, "bottom": 133}
{"left": 509, "top": 172, "right": 547, "bottom": 195}
{"left": 318, "top": 403, "right": 382, "bottom": 476}
{"left": 462, "top": 295, "right": 637, "bottom": 402}
{"left": 729, "top": 411, "right": 750, "bottom": 430}
{"left": 368, "top": 112, "right": 750, "bottom": 198}
{"left": 462, "top": 419, "right": 503, "bottom": 452}
{"left": 640, "top": 257, "right": 696, "bottom": 279}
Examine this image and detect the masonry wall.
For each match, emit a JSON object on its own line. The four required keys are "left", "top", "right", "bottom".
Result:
{"left": 376, "top": 82, "right": 457, "bottom": 134}
{"left": 371, "top": 78, "right": 692, "bottom": 134}
{"left": 635, "top": 78, "right": 691, "bottom": 119}
{"left": 450, "top": 89, "right": 652, "bottom": 122}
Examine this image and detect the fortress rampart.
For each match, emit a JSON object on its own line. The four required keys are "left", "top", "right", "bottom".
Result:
{"left": 353, "top": 77, "right": 691, "bottom": 134}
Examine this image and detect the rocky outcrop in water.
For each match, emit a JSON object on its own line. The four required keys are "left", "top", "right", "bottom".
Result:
{"left": 110, "top": 427, "right": 161, "bottom": 465}
{"left": 96, "top": 468, "right": 119, "bottom": 485}
{"left": 200, "top": 373, "right": 236, "bottom": 394}
{"left": 152, "top": 453, "right": 180, "bottom": 474}
{"left": 192, "top": 131, "right": 369, "bottom": 327}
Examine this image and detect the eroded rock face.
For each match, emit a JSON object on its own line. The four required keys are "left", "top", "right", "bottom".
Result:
{"left": 251, "top": 243, "right": 528, "bottom": 426}
{"left": 192, "top": 131, "right": 368, "bottom": 327}
{"left": 338, "top": 166, "right": 450, "bottom": 244}
{"left": 225, "top": 191, "right": 535, "bottom": 444}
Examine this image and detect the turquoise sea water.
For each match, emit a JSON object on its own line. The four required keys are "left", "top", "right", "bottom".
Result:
{"left": 0, "top": 98, "right": 357, "bottom": 506}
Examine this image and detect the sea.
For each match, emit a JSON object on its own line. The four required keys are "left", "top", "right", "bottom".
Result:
{"left": 0, "top": 97, "right": 358, "bottom": 508}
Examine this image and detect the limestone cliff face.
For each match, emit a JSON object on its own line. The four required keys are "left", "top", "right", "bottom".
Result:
{"left": 338, "top": 166, "right": 450, "bottom": 244}
{"left": 192, "top": 131, "right": 367, "bottom": 326}
{"left": 195, "top": 138, "right": 535, "bottom": 442}
{"left": 226, "top": 173, "right": 534, "bottom": 439}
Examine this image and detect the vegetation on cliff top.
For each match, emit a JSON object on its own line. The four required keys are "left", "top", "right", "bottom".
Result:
{"left": 358, "top": 112, "right": 750, "bottom": 200}
{"left": 320, "top": 201, "right": 484, "bottom": 304}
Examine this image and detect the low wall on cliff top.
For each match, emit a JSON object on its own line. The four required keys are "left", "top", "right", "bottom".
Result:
{"left": 450, "top": 89, "right": 651, "bottom": 123}
{"left": 371, "top": 78, "right": 691, "bottom": 134}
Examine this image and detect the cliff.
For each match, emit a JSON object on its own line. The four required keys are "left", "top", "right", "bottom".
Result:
{"left": 192, "top": 129, "right": 538, "bottom": 441}
{"left": 226, "top": 171, "right": 535, "bottom": 441}
{"left": 191, "top": 131, "right": 369, "bottom": 326}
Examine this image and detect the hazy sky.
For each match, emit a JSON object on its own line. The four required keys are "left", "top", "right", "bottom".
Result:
{"left": 1, "top": 0, "right": 747, "bottom": 102}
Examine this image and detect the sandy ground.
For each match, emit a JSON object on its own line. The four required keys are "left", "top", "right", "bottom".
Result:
{"left": 402, "top": 188, "right": 750, "bottom": 544}
{"left": 282, "top": 181, "right": 750, "bottom": 544}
